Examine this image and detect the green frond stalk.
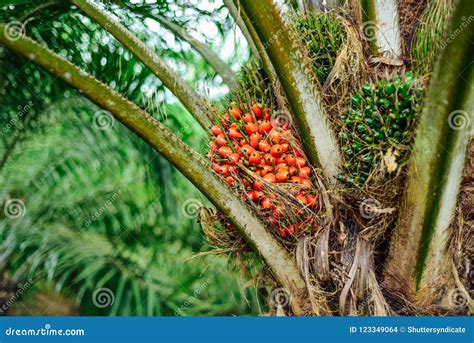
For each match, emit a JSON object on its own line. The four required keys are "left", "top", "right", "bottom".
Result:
{"left": 227, "top": 0, "right": 274, "bottom": 79}
{"left": 0, "top": 27, "right": 319, "bottom": 315}
{"left": 228, "top": 1, "right": 292, "bottom": 114}
{"left": 410, "top": 0, "right": 454, "bottom": 76}
{"left": 150, "top": 15, "right": 238, "bottom": 90}
{"left": 18, "top": 0, "right": 64, "bottom": 20}
{"left": 222, "top": 0, "right": 260, "bottom": 59}
{"left": 295, "top": 0, "right": 321, "bottom": 15}
{"left": 71, "top": 0, "right": 214, "bottom": 130}
{"left": 237, "top": 0, "right": 343, "bottom": 184}
{"left": 384, "top": 0, "right": 474, "bottom": 306}
{"left": 361, "top": 0, "right": 402, "bottom": 57}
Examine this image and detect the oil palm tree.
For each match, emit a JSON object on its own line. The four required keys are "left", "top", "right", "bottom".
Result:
{"left": 0, "top": 0, "right": 472, "bottom": 315}
{"left": 0, "top": 4, "right": 260, "bottom": 316}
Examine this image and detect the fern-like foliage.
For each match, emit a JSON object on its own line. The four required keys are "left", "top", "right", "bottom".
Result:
{"left": 0, "top": 100, "right": 260, "bottom": 315}
{"left": 0, "top": 1, "right": 261, "bottom": 316}
{"left": 294, "top": 12, "right": 346, "bottom": 85}
{"left": 410, "top": 0, "right": 454, "bottom": 76}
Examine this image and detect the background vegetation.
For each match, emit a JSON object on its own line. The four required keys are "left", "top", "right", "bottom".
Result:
{"left": 0, "top": 0, "right": 262, "bottom": 316}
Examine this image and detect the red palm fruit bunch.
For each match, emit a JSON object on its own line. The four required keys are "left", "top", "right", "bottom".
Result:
{"left": 207, "top": 102, "right": 321, "bottom": 238}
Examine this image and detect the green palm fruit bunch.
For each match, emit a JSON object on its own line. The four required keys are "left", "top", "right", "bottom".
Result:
{"left": 338, "top": 72, "right": 424, "bottom": 187}
{"left": 294, "top": 12, "right": 345, "bottom": 84}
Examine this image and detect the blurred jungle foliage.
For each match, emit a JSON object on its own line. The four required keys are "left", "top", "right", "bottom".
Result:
{"left": 0, "top": 0, "right": 262, "bottom": 316}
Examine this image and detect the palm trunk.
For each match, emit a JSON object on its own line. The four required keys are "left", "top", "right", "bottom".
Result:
{"left": 384, "top": 0, "right": 474, "bottom": 307}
